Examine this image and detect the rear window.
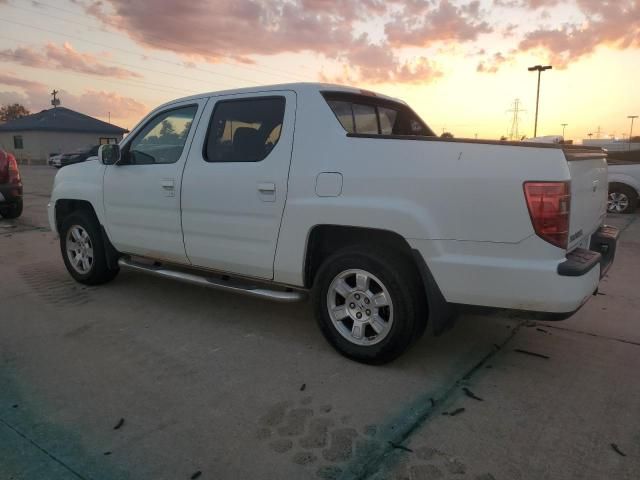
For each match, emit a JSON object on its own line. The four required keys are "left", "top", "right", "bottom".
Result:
{"left": 204, "top": 97, "right": 285, "bottom": 163}
{"left": 323, "top": 92, "right": 433, "bottom": 137}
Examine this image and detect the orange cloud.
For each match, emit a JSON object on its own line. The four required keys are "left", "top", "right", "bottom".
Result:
{"left": 518, "top": 0, "right": 640, "bottom": 67}
{"left": 0, "top": 42, "right": 142, "bottom": 79}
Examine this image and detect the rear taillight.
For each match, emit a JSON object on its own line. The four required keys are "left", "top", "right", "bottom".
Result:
{"left": 523, "top": 181, "right": 571, "bottom": 249}
{"left": 7, "top": 154, "right": 20, "bottom": 184}
{"left": 0, "top": 151, "right": 7, "bottom": 184}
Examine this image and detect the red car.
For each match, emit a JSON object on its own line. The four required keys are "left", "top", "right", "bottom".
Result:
{"left": 0, "top": 149, "right": 23, "bottom": 219}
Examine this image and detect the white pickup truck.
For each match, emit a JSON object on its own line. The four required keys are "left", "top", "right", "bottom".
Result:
{"left": 48, "top": 83, "right": 618, "bottom": 364}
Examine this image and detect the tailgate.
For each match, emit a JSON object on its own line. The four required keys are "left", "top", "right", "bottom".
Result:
{"left": 565, "top": 148, "right": 608, "bottom": 251}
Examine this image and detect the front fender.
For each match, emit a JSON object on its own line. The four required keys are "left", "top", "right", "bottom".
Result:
{"left": 608, "top": 173, "right": 640, "bottom": 194}
{"left": 49, "top": 161, "right": 106, "bottom": 233}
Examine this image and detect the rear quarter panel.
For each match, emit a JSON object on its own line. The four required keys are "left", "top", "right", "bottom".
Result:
{"left": 273, "top": 89, "right": 570, "bottom": 285}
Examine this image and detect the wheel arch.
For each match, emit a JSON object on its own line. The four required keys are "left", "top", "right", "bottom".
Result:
{"left": 55, "top": 199, "right": 120, "bottom": 270}
{"left": 303, "top": 224, "right": 456, "bottom": 335}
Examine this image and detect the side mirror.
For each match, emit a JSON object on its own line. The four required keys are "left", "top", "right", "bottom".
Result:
{"left": 99, "top": 144, "right": 121, "bottom": 165}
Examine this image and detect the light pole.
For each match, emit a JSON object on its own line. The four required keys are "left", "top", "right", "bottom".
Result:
{"left": 561, "top": 123, "right": 568, "bottom": 139}
{"left": 528, "top": 65, "right": 552, "bottom": 138}
{"left": 628, "top": 115, "right": 638, "bottom": 151}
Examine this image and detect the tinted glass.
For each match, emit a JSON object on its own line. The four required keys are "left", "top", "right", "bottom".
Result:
{"left": 128, "top": 105, "right": 197, "bottom": 165}
{"left": 378, "top": 107, "right": 398, "bottom": 135}
{"left": 205, "top": 97, "right": 285, "bottom": 163}
{"left": 323, "top": 92, "right": 434, "bottom": 137}
{"left": 353, "top": 104, "right": 378, "bottom": 134}
{"left": 327, "top": 100, "right": 354, "bottom": 133}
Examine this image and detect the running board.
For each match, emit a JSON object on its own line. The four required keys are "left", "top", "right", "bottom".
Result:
{"left": 117, "top": 258, "right": 305, "bottom": 303}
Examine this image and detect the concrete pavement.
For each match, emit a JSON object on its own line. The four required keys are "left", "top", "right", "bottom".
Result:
{"left": 1, "top": 166, "right": 638, "bottom": 480}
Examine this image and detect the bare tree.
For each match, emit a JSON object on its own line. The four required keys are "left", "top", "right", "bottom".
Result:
{"left": 0, "top": 104, "right": 30, "bottom": 123}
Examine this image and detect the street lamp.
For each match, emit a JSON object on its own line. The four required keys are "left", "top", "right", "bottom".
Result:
{"left": 628, "top": 115, "right": 638, "bottom": 151}
{"left": 561, "top": 123, "right": 568, "bottom": 139}
{"left": 528, "top": 65, "right": 552, "bottom": 138}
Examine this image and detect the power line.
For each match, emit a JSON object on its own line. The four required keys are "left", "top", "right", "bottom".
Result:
{"left": 0, "top": 32, "right": 240, "bottom": 91}
{"left": 0, "top": 35, "right": 201, "bottom": 97}
{"left": 5, "top": 1, "right": 317, "bottom": 83}
{"left": 0, "top": 14, "right": 267, "bottom": 87}
{"left": 28, "top": 0, "right": 317, "bottom": 81}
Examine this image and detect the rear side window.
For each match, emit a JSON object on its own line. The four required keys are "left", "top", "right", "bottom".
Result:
{"left": 204, "top": 97, "right": 285, "bottom": 163}
{"left": 323, "top": 92, "right": 433, "bottom": 136}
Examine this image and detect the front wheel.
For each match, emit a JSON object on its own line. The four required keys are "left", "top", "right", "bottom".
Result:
{"left": 0, "top": 199, "right": 23, "bottom": 219}
{"left": 60, "top": 210, "right": 119, "bottom": 285}
{"left": 607, "top": 184, "right": 638, "bottom": 214}
{"left": 312, "top": 246, "right": 426, "bottom": 364}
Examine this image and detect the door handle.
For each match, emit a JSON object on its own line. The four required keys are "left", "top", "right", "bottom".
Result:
{"left": 161, "top": 179, "right": 175, "bottom": 197}
{"left": 257, "top": 182, "right": 276, "bottom": 193}
{"left": 257, "top": 182, "right": 276, "bottom": 202}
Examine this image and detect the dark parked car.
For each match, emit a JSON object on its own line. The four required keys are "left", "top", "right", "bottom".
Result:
{"left": 0, "top": 149, "right": 23, "bottom": 219}
{"left": 56, "top": 145, "right": 100, "bottom": 168}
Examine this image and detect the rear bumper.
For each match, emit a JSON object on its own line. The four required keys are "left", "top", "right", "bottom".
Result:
{"left": 410, "top": 226, "right": 619, "bottom": 318}
{"left": 557, "top": 226, "right": 619, "bottom": 279}
{"left": 0, "top": 183, "right": 23, "bottom": 205}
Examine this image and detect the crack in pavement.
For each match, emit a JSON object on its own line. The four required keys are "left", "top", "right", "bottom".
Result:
{"left": 345, "top": 321, "right": 525, "bottom": 480}
{"left": 0, "top": 417, "right": 91, "bottom": 480}
{"left": 542, "top": 324, "right": 640, "bottom": 347}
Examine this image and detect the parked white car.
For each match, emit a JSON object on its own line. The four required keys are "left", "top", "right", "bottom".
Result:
{"left": 607, "top": 158, "right": 640, "bottom": 214}
{"left": 48, "top": 83, "right": 618, "bottom": 363}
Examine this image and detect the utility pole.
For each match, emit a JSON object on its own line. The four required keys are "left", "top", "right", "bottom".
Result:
{"left": 508, "top": 98, "right": 525, "bottom": 141}
{"left": 108, "top": 111, "right": 111, "bottom": 123}
{"left": 596, "top": 126, "right": 602, "bottom": 138}
{"left": 528, "top": 64, "right": 552, "bottom": 138}
{"left": 561, "top": 123, "right": 568, "bottom": 139}
{"left": 628, "top": 115, "right": 638, "bottom": 151}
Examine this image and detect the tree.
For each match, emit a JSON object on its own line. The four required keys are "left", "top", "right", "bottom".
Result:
{"left": 0, "top": 103, "right": 30, "bottom": 123}
{"left": 441, "top": 131, "right": 454, "bottom": 138}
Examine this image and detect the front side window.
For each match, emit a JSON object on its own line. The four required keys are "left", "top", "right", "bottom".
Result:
{"left": 204, "top": 97, "right": 285, "bottom": 163}
{"left": 127, "top": 105, "right": 197, "bottom": 165}
{"left": 13, "top": 135, "right": 23, "bottom": 149}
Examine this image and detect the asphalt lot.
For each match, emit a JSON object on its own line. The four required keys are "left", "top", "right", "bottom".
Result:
{"left": 1, "top": 165, "right": 639, "bottom": 480}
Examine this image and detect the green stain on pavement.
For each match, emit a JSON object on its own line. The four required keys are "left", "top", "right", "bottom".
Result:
{"left": 337, "top": 321, "right": 523, "bottom": 480}
{"left": 0, "top": 370, "right": 132, "bottom": 480}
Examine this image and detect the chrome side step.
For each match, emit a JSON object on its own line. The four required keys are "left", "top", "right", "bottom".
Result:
{"left": 118, "top": 258, "right": 306, "bottom": 303}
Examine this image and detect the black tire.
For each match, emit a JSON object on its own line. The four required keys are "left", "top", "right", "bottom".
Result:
{"left": 59, "top": 210, "right": 119, "bottom": 285}
{"left": 312, "top": 245, "right": 427, "bottom": 365}
{"left": 607, "top": 183, "right": 638, "bottom": 214}
{"left": 0, "top": 198, "right": 23, "bottom": 219}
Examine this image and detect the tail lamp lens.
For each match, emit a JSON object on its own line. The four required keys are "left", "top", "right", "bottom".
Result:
{"left": 523, "top": 181, "right": 571, "bottom": 249}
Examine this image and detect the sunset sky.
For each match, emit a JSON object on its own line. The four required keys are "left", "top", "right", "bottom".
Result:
{"left": 0, "top": 0, "right": 638, "bottom": 141}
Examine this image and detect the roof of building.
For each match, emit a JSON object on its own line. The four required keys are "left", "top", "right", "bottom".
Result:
{"left": 0, "top": 107, "right": 128, "bottom": 134}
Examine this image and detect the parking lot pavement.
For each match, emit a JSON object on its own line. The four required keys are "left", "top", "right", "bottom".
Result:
{"left": 1, "top": 166, "right": 638, "bottom": 480}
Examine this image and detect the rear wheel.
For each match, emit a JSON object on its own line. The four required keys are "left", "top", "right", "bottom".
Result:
{"left": 312, "top": 245, "right": 426, "bottom": 364}
{"left": 60, "top": 210, "right": 119, "bottom": 285}
{"left": 0, "top": 199, "right": 23, "bottom": 219}
{"left": 607, "top": 184, "right": 637, "bottom": 214}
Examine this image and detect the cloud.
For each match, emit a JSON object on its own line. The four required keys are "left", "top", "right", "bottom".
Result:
{"left": 325, "top": 34, "right": 443, "bottom": 84}
{"left": 0, "top": 73, "right": 47, "bottom": 91}
{"left": 0, "top": 73, "right": 146, "bottom": 126}
{"left": 518, "top": 0, "right": 640, "bottom": 67}
{"left": 476, "top": 51, "right": 513, "bottom": 73}
{"left": 385, "top": 0, "right": 492, "bottom": 47}
{"left": 74, "top": 0, "right": 484, "bottom": 85}
{"left": 0, "top": 42, "right": 141, "bottom": 79}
